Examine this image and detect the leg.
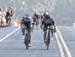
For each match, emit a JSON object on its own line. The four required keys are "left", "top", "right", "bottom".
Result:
{"left": 21, "top": 25, "right": 25, "bottom": 39}
{"left": 8, "top": 18, "right": 11, "bottom": 26}
{"left": 28, "top": 29, "right": 31, "bottom": 44}
{"left": 22, "top": 28, "right": 25, "bottom": 36}
{"left": 44, "top": 31, "right": 47, "bottom": 40}
{"left": 51, "top": 29, "right": 54, "bottom": 37}
{"left": 43, "top": 25, "right": 47, "bottom": 41}
{"left": 48, "top": 28, "right": 50, "bottom": 39}
{"left": 27, "top": 28, "right": 32, "bottom": 47}
{"left": 6, "top": 18, "right": 9, "bottom": 26}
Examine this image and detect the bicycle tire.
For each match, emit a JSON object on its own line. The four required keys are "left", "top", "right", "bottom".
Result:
{"left": 46, "top": 28, "right": 51, "bottom": 50}
{"left": 46, "top": 37, "right": 50, "bottom": 50}
{"left": 24, "top": 33, "right": 29, "bottom": 50}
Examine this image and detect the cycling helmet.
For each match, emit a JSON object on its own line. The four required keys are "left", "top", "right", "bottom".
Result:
{"left": 44, "top": 12, "right": 49, "bottom": 15}
{"left": 36, "top": 11, "right": 40, "bottom": 15}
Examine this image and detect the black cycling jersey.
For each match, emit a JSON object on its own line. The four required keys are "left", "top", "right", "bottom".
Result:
{"left": 24, "top": 17, "right": 31, "bottom": 28}
{"left": 42, "top": 15, "right": 55, "bottom": 32}
{"left": 42, "top": 15, "right": 55, "bottom": 26}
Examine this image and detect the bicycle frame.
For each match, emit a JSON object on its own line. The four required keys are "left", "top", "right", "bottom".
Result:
{"left": 45, "top": 26, "right": 51, "bottom": 50}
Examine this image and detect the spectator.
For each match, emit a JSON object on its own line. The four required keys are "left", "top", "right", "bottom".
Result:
{"left": 5, "top": 7, "right": 13, "bottom": 26}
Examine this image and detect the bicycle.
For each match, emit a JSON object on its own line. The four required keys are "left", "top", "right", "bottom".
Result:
{"left": 24, "top": 27, "right": 30, "bottom": 50}
{"left": 44, "top": 26, "right": 51, "bottom": 50}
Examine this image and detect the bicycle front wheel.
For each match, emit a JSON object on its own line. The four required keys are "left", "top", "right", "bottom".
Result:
{"left": 46, "top": 28, "right": 51, "bottom": 50}
{"left": 24, "top": 33, "right": 29, "bottom": 50}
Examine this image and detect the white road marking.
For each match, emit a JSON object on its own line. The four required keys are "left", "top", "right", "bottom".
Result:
{"left": 56, "top": 26, "right": 72, "bottom": 57}
{"left": 55, "top": 32, "right": 65, "bottom": 57}
{"left": 0, "top": 27, "right": 20, "bottom": 42}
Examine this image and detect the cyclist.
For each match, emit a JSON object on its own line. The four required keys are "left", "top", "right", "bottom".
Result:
{"left": 41, "top": 12, "right": 56, "bottom": 42}
{"left": 21, "top": 17, "right": 26, "bottom": 39}
{"left": 21, "top": 14, "right": 33, "bottom": 46}
{"left": 40, "top": 12, "right": 44, "bottom": 28}
{"left": 33, "top": 11, "right": 40, "bottom": 27}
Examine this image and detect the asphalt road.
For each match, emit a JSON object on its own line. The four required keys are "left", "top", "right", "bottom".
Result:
{"left": 0, "top": 26, "right": 18, "bottom": 39}
{"left": 0, "top": 26, "right": 75, "bottom": 57}
{"left": 0, "top": 26, "right": 60, "bottom": 57}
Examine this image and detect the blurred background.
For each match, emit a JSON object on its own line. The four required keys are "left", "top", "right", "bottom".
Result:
{"left": 0, "top": 0, "right": 75, "bottom": 26}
